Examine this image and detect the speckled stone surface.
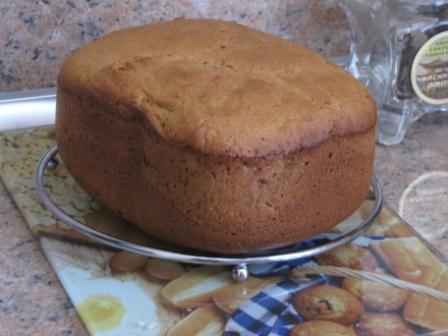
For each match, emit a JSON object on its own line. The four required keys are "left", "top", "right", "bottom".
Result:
{"left": 1, "top": 0, "right": 448, "bottom": 334}
{"left": 375, "top": 112, "right": 448, "bottom": 257}
{"left": 0, "top": 0, "right": 348, "bottom": 92}
{"left": 0, "top": 182, "right": 88, "bottom": 336}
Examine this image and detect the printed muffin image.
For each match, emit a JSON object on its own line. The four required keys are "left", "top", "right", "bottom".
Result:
{"left": 289, "top": 320, "right": 357, "bottom": 336}
{"left": 292, "top": 285, "right": 363, "bottom": 325}
{"left": 341, "top": 277, "right": 408, "bottom": 311}
{"left": 316, "top": 245, "right": 378, "bottom": 271}
{"left": 356, "top": 313, "right": 416, "bottom": 336}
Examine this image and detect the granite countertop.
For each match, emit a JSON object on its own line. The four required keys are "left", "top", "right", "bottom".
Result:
{"left": 1, "top": 1, "right": 448, "bottom": 335}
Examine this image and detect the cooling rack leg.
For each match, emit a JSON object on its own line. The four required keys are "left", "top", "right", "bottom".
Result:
{"left": 232, "top": 263, "right": 249, "bottom": 281}
{"left": 46, "top": 158, "right": 59, "bottom": 170}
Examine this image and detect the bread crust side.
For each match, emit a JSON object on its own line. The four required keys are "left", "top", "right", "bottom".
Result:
{"left": 56, "top": 89, "right": 375, "bottom": 253}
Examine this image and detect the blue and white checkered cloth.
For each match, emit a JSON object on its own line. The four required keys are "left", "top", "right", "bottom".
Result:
{"left": 224, "top": 276, "right": 328, "bottom": 336}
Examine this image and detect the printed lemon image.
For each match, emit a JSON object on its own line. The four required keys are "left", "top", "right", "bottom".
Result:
{"left": 78, "top": 294, "right": 125, "bottom": 333}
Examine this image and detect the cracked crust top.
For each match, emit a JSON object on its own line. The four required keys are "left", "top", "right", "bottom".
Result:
{"left": 58, "top": 18, "right": 376, "bottom": 157}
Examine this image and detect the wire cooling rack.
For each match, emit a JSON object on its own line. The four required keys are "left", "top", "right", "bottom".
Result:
{"left": 35, "top": 145, "right": 383, "bottom": 281}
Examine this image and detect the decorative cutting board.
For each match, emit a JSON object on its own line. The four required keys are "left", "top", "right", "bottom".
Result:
{"left": 1, "top": 127, "right": 447, "bottom": 336}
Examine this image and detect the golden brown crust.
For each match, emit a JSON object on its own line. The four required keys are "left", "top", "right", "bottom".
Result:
{"left": 56, "top": 19, "right": 376, "bottom": 253}
{"left": 356, "top": 313, "right": 416, "bottom": 336}
{"left": 341, "top": 277, "right": 408, "bottom": 312}
{"left": 316, "top": 246, "right": 378, "bottom": 271}
{"left": 58, "top": 18, "right": 376, "bottom": 157}
{"left": 289, "top": 320, "right": 357, "bottom": 336}
{"left": 292, "top": 285, "right": 363, "bottom": 325}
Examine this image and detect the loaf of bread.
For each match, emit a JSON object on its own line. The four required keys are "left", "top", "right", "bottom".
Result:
{"left": 56, "top": 19, "right": 376, "bottom": 253}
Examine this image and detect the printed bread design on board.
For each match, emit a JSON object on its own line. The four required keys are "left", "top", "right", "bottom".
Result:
{"left": 356, "top": 313, "right": 417, "bottom": 336}
{"left": 161, "top": 266, "right": 233, "bottom": 309}
{"left": 98, "top": 203, "right": 448, "bottom": 335}
{"left": 316, "top": 245, "right": 378, "bottom": 271}
{"left": 289, "top": 320, "right": 357, "bottom": 336}
{"left": 144, "top": 258, "right": 186, "bottom": 281}
{"left": 159, "top": 265, "right": 283, "bottom": 335}
{"left": 166, "top": 305, "right": 226, "bottom": 336}
{"left": 341, "top": 277, "right": 408, "bottom": 312}
{"left": 360, "top": 200, "right": 414, "bottom": 237}
{"left": 93, "top": 200, "right": 448, "bottom": 336}
{"left": 56, "top": 18, "right": 376, "bottom": 253}
{"left": 372, "top": 237, "right": 448, "bottom": 331}
{"left": 212, "top": 275, "right": 282, "bottom": 314}
{"left": 89, "top": 202, "right": 448, "bottom": 335}
{"left": 3, "top": 116, "right": 448, "bottom": 335}
{"left": 310, "top": 208, "right": 448, "bottom": 334}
